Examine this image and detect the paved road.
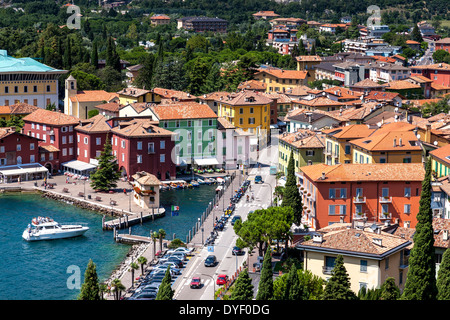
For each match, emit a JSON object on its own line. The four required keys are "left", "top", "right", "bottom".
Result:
{"left": 172, "top": 133, "right": 280, "bottom": 300}
{"left": 416, "top": 39, "right": 434, "bottom": 66}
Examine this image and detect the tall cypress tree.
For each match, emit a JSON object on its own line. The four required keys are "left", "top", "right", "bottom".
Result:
{"left": 91, "top": 41, "right": 98, "bottom": 69}
{"left": 281, "top": 151, "right": 303, "bottom": 226}
{"left": 321, "top": 255, "right": 357, "bottom": 300}
{"left": 401, "top": 157, "right": 437, "bottom": 300}
{"left": 156, "top": 266, "right": 174, "bottom": 300}
{"left": 78, "top": 259, "right": 100, "bottom": 300}
{"left": 256, "top": 246, "right": 274, "bottom": 300}
{"left": 437, "top": 248, "right": 450, "bottom": 299}
{"left": 230, "top": 268, "right": 254, "bottom": 300}
{"left": 284, "top": 263, "right": 303, "bottom": 300}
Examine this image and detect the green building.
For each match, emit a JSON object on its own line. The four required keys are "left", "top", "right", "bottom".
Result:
{"left": 150, "top": 102, "right": 219, "bottom": 169}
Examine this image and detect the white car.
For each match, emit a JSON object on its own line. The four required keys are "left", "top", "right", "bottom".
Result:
{"left": 166, "top": 247, "right": 194, "bottom": 255}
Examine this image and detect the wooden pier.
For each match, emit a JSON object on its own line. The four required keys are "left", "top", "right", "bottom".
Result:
{"left": 102, "top": 207, "right": 165, "bottom": 230}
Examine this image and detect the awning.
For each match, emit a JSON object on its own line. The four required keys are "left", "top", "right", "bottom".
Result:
{"left": 62, "top": 160, "right": 97, "bottom": 173}
{"left": 0, "top": 163, "right": 48, "bottom": 176}
{"left": 194, "top": 158, "right": 219, "bottom": 166}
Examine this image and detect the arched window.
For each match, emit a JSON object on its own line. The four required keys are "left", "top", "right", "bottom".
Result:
{"left": 17, "top": 156, "right": 22, "bottom": 164}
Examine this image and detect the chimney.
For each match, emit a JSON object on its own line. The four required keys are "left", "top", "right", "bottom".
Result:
{"left": 399, "top": 138, "right": 402, "bottom": 146}
{"left": 444, "top": 230, "right": 449, "bottom": 241}
{"left": 425, "top": 123, "right": 432, "bottom": 143}
{"left": 321, "top": 172, "right": 326, "bottom": 180}
{"left": 393, "top": 138, "right": 396, "bottom": 147}
{"left": 312, "top": 233, "right": 323, "bottom": 243}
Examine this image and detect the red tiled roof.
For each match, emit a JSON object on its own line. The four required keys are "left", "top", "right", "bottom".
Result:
{"left": 70, "top": 90, "right": 118, "bottom": 103}
{"left": 75, "top": 114, "right": 111, "bottom": 133}
{"left": 255, "top": 68, "right": 308, "bottom": 80}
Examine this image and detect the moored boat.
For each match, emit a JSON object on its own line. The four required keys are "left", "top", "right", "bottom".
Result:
{"left": 23, "top": 217, "right": 89, "bottom": 241}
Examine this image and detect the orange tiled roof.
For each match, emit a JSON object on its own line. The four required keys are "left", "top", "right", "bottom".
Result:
{"left": 255, "top": 68, "right": 308, "bottom": 80}
{"left": 217, "top": 117, "right": 235, "bottom": 130}
{"left": 383, "top": 80, "right": 421, "bottom": 90}
{"left": 111, "top": 118, "right": 173, "bottom": 138}
{"left": 322, "top": 124, "right": 376, "bottom": 139}
{"left": 237, "top": 80, "right": 267, "bottom": 91}
{"left": 151, "top": 102, "right": 217, "bottom": 120}
{"left": 324, "top": 86, "right": 363, "bottom": 100}
{"left": 364, "top": 91, "right": 401, "bottom": 101}
{"left": 300, "top": 162, "right": 425, "bottom": 182}
{"left": 300, "top": 226, "right": 411, "bottom": 256}
{"left": 350, "top": 130, "right": 421, "bottom": 152}
{"left": 295, "top": 96, "right": 345, "bottom": 107}
{"left": 200, "top": 91, "right": 231, "bottom": 101}
{"left": 412, "top": 63, "right": 450, "bottom": 71}
{"left": 351, "top": 79, "right": 385, "bottom": 88}
{"left": 216, "top": 90, "right": 274, "bottom": 106}
{"left": 278, "top": 129, "right": 325, "bottom": 149}
{"left": 117, "top": 87, "right": 151, "bottom": 98}
{"left": 75, "top": 114, "right": 111, "bottom": 133}
{"left": 296, "top": 55, "right": 322, "bottom": 62}
{"left": 253, "top": 11, "right": 279, "bottom": 17}
{"left": 94, "top": 101, "right": 122, "bottom": 113}
{"left": 152, "top": 87, "right": 197, "bottom": 100}
{"left": 430, "top": 143, "right": 450, "bottom": 165}
{"left": 408, "top": 75, "right": 433, "bottom": 83}
{"left": 71, "top": 90, "right": 118, "bottom": 103}
{"left": 23, "top": 109, "right": 80, "bottom": 126}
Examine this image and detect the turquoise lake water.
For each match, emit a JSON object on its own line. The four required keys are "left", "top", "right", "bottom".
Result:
{"left": 0, "top": 184, "right": 217, "bottom": 300}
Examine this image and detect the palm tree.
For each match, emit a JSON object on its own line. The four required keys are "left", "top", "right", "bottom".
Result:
{"left": 152, "top": 231, "right": 159, "bottom": 259}
{"left": 111, "top": 278, "right": 125, "bottom": 300}
{"left": 129, "top": 262, "right": 139, "bottom": 287}
{"left": 99, "top": 283, "right": 108, "bottom": 300}
{"left": 159, "top": 228, "right": 166, "bottom": 253}
{"left": 138, "top": 256, "right": 148, "bottom": 275}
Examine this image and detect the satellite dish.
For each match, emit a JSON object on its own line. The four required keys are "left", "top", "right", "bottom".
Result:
{"left": 434, "top": 141, "right": 438, "bottom": 146}
{"left": 416, "top": 134, "right": 421, "bottom": 140}
{"left": 377, "top": 122, "right": 382, "bottom": 127}
{"left": 395, "top": 107, "right": 398, "bottom": 112}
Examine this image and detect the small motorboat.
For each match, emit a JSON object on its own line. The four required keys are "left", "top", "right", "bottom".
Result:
{"left": 23, "top": 217, "right": 89, "bottom": 241}
{"left": 191, "top": 180, "right": 199, "bottom": 187}
{"left": 215, "top": 186, "right": 223, "bottom": 193}
{"left": 197, "top": 178, "right": 205, "bottom": 185}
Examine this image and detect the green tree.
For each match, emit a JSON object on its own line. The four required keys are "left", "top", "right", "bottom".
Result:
{"left": 380, "top": 277, "right": 400, "bottom": 300}
{"left": 158, "top": 229, "right": 166, "bottom": 253}
{"left": 88, "top": 109, "right": 99, "bottom": 118}
{"left": 281, "top": 150, "right": 303, "bottom": 226}
{"left": 401, "top": 157, "right": 437, "bottom": 300}
{"left": 134, "top": 53, "right": 155, "bottom": 89}
{"left": 256, "top": 246, "right": 274, "bottom": 300}
{"left": 437, "top": 248, "right": 450, "bottom": 299}
{"left": 230, "top": 268, "right": 254, "bottom": 300}
{"left": 411, "top": 24, "right": 423, "bottom": 43}
{"left": 284, "top": 263, "right": 303, "bottom": 300}
{"left": 321, "top": 255, "right": 357, "bottom": 300}
{"left": 433, "top": 49, "right": 450, "bottom": 63}
{"left": 91, "top": 41, "right": 98, "bottom": 69}
{"left": 78, "top": 259, "right": 100, "bottom": 300}
{"left": 89, "top": 133, "right": 120, "bottom": 191}
{"left": 156, "top": 267, "right": 174, "bottom": 300}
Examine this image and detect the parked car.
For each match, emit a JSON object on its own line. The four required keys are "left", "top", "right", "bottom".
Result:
{"left": 216, "top": 274, "right": 228, "bottom": 285}
{"left": 204, "top": 255, "right": 217, "bottom": 267}
{"left": 255, "top": 175, "right": 263, "bottom": 184}
{"left": 135, "top": 282, "right": 161, "bottom": 294}
{"left": 232, "top": 246, "right": 244, "bottom": 256}
{"left": 168, "top": 252, "right": 187, "bottom": 261}
{"left": 190, "top": 276, "right": 202, "bottom": 289}
{"left": 129, "top": 291, "right": 157, "bottom": 300}
{"left": 231, "top": 215, "right": 241, "bottom": 226}
{"left": 166, "top": 247, "right": 194, "bottom": 255}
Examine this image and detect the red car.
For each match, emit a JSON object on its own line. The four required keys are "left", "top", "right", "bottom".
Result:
{"left": 190, "top": 276, "right": 201, "bottom": 289}
{"left": 216, "top": 274, "right": 228, "bottom": 285}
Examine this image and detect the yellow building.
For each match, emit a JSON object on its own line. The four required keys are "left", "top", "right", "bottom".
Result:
{"left": 278, "top": 130, "right": 325, "bottom": 175}
{"left": 296, "top": 55, "right": 322, "bottom": 82}
{"left": 216, "top": 91, "right": 272, "bottom": 147}
{"left": 322, "top": 124, "right": 377, "bottom": 165}
{"left": 430, "top": 143, "right": 450, "bottom": 178}
{"left": 351, "top": 130, "right": 423, "bottom": 164}
{"left": 64, "top": 75, "right": 119, "bottom": 119}
{"left": 0, "top": 50, "right": 67, "bottom": 108}
{"left": 253, "top": 67, "right": 309, "bottom": 93}
{"left": 297, "top": 223, "right": 411, "bottom": 293}
{"left": 117, "top": 87, "right": 161, "bottom": 105}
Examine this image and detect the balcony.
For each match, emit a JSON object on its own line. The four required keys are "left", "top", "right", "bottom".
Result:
{"left": 379, "top": 196, "right": 392, "bottom": 203}
{"left": 380, "top": 212, "right": 392, "bottom": 220}
{"left": 353, "top": 196, "right": 366, "bottom": 204}
{"left": 322, "top": 266, "right": 334, "bottom": 275}
{"left": 353, "top": 212, "right": 367, "bottom": 220}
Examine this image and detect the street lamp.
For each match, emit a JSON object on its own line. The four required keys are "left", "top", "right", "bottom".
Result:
{"left": 198, "top": 217, "right": 204, "bottom": 245}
